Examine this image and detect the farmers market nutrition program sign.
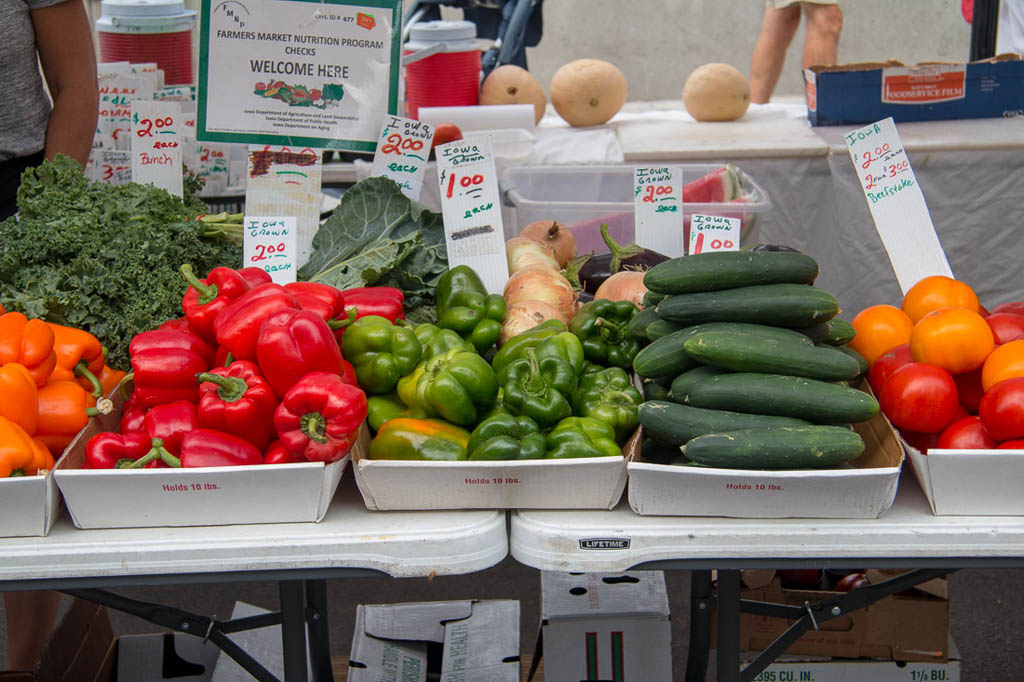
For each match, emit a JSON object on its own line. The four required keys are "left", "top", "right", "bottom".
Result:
{"left": 198, "top": 0, "right": 401, "bottom": 151}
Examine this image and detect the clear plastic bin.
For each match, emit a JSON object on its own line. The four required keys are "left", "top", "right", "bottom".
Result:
{"left": 500, "top": 164, "right": 771, "bottom": 254}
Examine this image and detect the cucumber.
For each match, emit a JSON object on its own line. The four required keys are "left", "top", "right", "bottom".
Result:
{"left": 627, "top": 307, "right": 660, "bottom": 341}
{"left": 682, "top": 426, "right": 866, "bottom": 470}
{"left": 656, "top": 284, "right": 839, "bottom": 328}
{"left": 643, "top": 380, "right": 672, "bottom": 402}
{"left": 684, "top": 373, "right": 880, "bottom": 424}
{"left": 797, "top": 318, "right": 857, "bottom": 346}
{"left": 641, "top": 436, "right": 682, "bottom": 464}
{"left": 637, "top": 401, "right": 810, "bottom": 446}
{"left": 683, "top": 331, "right": 862, "bottom": 381}
{"left": 644, "top": 251, "right": 819, "bottom": 294}
{"left": 646, "top": 319, "right": 685, "bottom": 341}
{"left": 833, "top": 344, "right": 868, "bottom": 376}
{"left": 669, "top": 365, "right": 731, "bottom": 403}
{"left": 642, "top": 291, "right": 666, "bottom": 308}
{"left": 633, "top": 322, "right": 815, "bottom": 378}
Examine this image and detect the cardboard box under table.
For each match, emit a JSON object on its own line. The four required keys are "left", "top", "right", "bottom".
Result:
{"left": 745, "top": 639, "right": 961, "bottom": 682}
{"left": 627, "top": 408, "right": 904, "bottom": 518}
{"left": 52, "top": 386, "right": 350, "bottom": 529}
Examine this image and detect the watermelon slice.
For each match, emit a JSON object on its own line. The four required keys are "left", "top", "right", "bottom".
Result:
{"left": 682, "top": 164, "right": 739, "bottom": 203}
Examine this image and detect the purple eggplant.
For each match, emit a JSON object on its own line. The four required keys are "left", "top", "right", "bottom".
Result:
{"left": 563, "top": 223, "right": 669, "bottom": 294}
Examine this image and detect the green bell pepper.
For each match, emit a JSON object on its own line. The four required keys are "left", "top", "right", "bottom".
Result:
{"left": 490, "top": 319, "right": 566, "bottom": 376}
{"left": 467, "top": 414, "right": 545, "bottom": 460}
{"left": 341, "top": 315, "right": 422, "bottom": 395}
{"left": 545, "top": 416, "right": 623, "bottom": 459}
{"left": 395, "top": 348, "right": 498, "bottom": 426}
{"left": 408, "top": 322, "right": 475, "bottom": 359}
{"left": 435, "top": 265, "right": 507, "bottom": 353}
{"left": 367, "top": 417, "right": 471, "bottom": 461}
{"left": 502, "top": 336, "right": 582, "bottom": 429}
{"left": 479, "top": 388, "right": 510, "bottom": 421}
{"left": 569, "top": 299, "right": 642, "bottom": 369}
{"left": 571, "top": 367, "right": 643, "bottom": 443}
{"left": 366, "top": 392, "right": 424, "bottom": 431}
{"left": 495, "top": 331, "right": 584, "bottom": 384}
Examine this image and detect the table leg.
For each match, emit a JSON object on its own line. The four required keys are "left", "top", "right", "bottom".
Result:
{"left": 717, "top": 570, "right": 741, "bottom": 682}
{"left": 305, "top": 580, "right": 334, "bottom": 682}
{"left": 279, "top": 581, "right": 309, "bottom": 682}
{"left": 685, "top": 570, "right": 713, "bottom": 682}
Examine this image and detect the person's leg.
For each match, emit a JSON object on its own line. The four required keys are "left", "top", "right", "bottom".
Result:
{"left": 802, "top": 2, "right": 844, "bottom": 68}
{"left": 4, "top": 591, "right": 61, "bottom": 670}
{"left": 750, "top": 3, "right": 803, "bottom": 103}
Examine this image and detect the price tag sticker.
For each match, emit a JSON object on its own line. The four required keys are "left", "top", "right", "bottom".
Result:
{"left": 688, "top": 214, "right": 740, "bottom": 255}
{"left": 369, "top": 115, "right": 433, "bottom": 200}
{"left": 243, "top": 217, "right": 297, "bottom": 284}
{"left": 436, "top": 136, "right": 509, "bottom": 294}
{"left": 846, "top": 117, "right": 951, "bottom": 293}
{"left": 634, "top": 167, "right": 684, "bottom": 258}
{"left": 131, "top": 101, "right": 183, "bottom": 197}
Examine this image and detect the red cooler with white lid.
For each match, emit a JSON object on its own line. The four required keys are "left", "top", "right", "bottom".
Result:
{"left": 96, "top": 0, "right": 197, "bottom": 86}
{"left": 403, "top": 20, "right": 481, "bottom": 119}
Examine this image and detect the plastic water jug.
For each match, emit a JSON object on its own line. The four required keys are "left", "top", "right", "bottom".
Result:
{"left": 96, "top": 0, "right": 197, "bottom": 86}
{"left": 403, "top": 20, "right": 481, "bottom": 119}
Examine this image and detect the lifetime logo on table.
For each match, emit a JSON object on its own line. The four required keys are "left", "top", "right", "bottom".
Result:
{"left": 579, "top": 538, "right": 631, "bottom": 550}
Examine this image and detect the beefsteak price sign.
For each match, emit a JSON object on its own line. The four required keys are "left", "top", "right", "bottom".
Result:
{"left": 198, "top": 0, "right": 402, "bottom": 151}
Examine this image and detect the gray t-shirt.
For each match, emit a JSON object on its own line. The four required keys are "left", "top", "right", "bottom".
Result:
{"left": 0, "top": 0, "right": 68, "bottom": 162}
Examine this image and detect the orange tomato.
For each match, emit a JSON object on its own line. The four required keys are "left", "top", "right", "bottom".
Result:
{"left": 910, "top": 307, "right": 994, "bottom": 374}
{"left": 848, "top": 304, "right": 914, "bottom": 365}
{"left": 981, "top": 339, "right": 1024, "bottom": 391}
{"left": 901, "top": 275, "right": 979, "bottom": 324}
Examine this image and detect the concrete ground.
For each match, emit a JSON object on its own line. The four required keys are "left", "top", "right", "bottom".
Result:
{"left": 2, "top": 563, "right": 1022, "bottom": 680}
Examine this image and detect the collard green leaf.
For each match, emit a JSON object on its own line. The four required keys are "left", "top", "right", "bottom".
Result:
{"left": 307, "top": 232, "right": 420, "bottom": 290}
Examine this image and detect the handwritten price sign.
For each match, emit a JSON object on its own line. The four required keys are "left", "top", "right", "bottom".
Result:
{"left": 634, "top": 166, "right": 684, "bottom": 258}
{"left": 436, "top": 136, "right": 508, "bottom": 294}
{"left": 131, "top": 101, "right": 182, "bottom": 197}
{"left": 688, "top": 214, "right": 740, "bottom": 255}
{"left": 370, "top": 115, "right": 433, "bottom": 200}
{"left": 243, "top": 217, "right": 297, "bottom": 284}
{"left": 846, "top": 117, "right": 951, "bottom": 293}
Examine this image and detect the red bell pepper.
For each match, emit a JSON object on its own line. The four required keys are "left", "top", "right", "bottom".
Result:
{"left": 333, "top": 286, "right": 405, "bottom": 342}
{"left": 84, "top": 432, "right": 166, "bottom": 469}
{"left": 153, "top": 323, "right": 215, "bottom": 367}
{"left": 180, "top": 265, "right": 252, "bottom": 343}
{"left": 143, "top": 400, "right": 199, "bottom": 455}
{"left": 119, "top": 404, "right": 147, "bottom": 434}
{"left": 255, "top": 309, "right": 345, "bottom": 398}
{"left": 213, "top": 283, "right": 300, "bottom": 362}
{"left": 128, "top": 330, "right": 209, "bottom": 408}
{"left": 176, "top": 429, "right": 264, "bottom": 467}
{"left": 274, "top": 372, "right": 367, "bottom": 463}
{"left": 264, "top": 439, "right": 302, "bottom": 464}
{"left": 197, "top": 360, "right": 278, "bottom": 450}
{"left": 236, "top": 267, "right": 273, "bottom": 289}
{"left": 285, "top": 282, "right": 346, "bottom": 321}
{"left": 341, "top": 359, "right": 358, "bottom": 387}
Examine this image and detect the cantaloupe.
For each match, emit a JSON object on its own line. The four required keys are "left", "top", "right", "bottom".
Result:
{"left": 682, "top": 63, "right": 750, "bottom": 122}
{"left": 480, "top": 65, "right": 547, "bottom": 124}
{"left": 549, "top": 58, "right": 627, "bottom": 127}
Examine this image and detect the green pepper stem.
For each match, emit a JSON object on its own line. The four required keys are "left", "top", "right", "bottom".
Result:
{"left": 600, "top": 223, "right": 645, "bottom": 274}
{"left": 327, "top": 306, "right": 358, "bottom": 329}
{"left": 595, "top": 317, "right": 623, "bottom": 344}
{"left": 122, "top": 438, "right": 181, "bottom": 469}
{"left": 523, "top": 348, "right": 546, "bottom": 395}
{"left": 561, "top": 254, "right": 591, "bottom": 291}
{"left": 10, "top": 469, "right": 25, "bottom": 477}
{"left": 224, "top": 352, "right": 234, "bottom": 367}
{"left": 120, "top": 373, "right": 134, "bottom": 400}
{"left": 180, "top": 264, "right": 218, "bottom": 304}
{"left": 75, "top": 361, "right": 103, "bottom": 398}
{"left": 301, "top": 412, "right": 329, "bottom": 444}
{"left": 196, "top": 372, "right": 248, "bottom": 403}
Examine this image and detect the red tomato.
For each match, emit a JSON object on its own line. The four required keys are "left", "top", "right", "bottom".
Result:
{"left": 834, "top": 572, "right": 868, "bottom": 592}
{"left": 936, "top": 416, "right": 998, "bottom": 449}
{"left": 979, "top": 377, "right": 1024, "bottom": 442}
{"left": 879, "top": 363, "right": 959, "bottom": 433}
{"left": 986, "top": 313, "right": 1024, "bottom": 345}
{"left": 953, "top": 368, "right": 985, "bottom": 414}
{"left": 993, "top": 301, "right": 1024, "bottom": 317}
{"left": 867, "top": 343, "right": 913, "bottom": 395}
{"left": 901, "top": 429, "right": 941, "bottom": 453}
{"left": 979, "top": 304, "right": 991, "bottom": 317}
{"left": 431, "top": 123, "right": 463, "bottom": 148}
{"left": 998, "top": 439, "right": 1024, "bottom": 450}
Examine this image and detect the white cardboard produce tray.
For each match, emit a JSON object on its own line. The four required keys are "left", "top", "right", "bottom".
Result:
{"left": 0, "top": 470, "right": 62, "bottom": 537}
{"left": 53, "top": 391, "right": 352, "bottom": 530}
{"left": 353, "top": 431, "right": 633, "bottom": 511}
{"left": 905, "top": 441, "right": 1024, "bottom": 516}
{"left": 627, "top": 409, "right": 904, "bottom": 518}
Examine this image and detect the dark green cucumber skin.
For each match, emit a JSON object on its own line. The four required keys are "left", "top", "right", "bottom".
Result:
{"left": 646, "top": 319, "right": 685, "bottom": 341}
{"left": 633, "top": 322, "right": 814, "bottom": 379}
{"left": 833, "top": 344, "right": 868, "bottom": 376}
{"left": 683, "top": 332, "right": 862, "bottom": 381}
{"left": 637, "top": 400, "right": 809, "bottom": 446}
{"left": 627, "top": 307, "right": 660, "bottom": 341}
{"left": 641, "top": 437, "right": 682, "bottom": 464}
{"left": 643, "top": 381, "right": 672, "bottom": 402}
{"left": 682, "top": 427, "right": 865, "bottom": 469}
{"left": 644, "top": 251, "right": 819, "bottom": 294}
{"left": 642, "top": 291, "right": 667, "bottom": 308}
{"left": 798, "top": 318, "right": 857, "bottom": 346}
{"left": 670, "top": 365, "right": 731, "bottom": 403}
{"left": 656, "top": 284, "right": 839, "bottom": 327}
{"left": 684, "top": 373, "right": 880, "bottom": 424}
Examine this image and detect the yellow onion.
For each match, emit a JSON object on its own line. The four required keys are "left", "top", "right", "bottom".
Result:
{"left": 506, "top": 237, "right": 560, "bottom": 275}
{"left": 595, "top": 270, "right": 646, "bottom": 307}
{"left": 500, "top": 301, "right": 570, "bottom": 345}
{"left": 518, "top": 220, "right": 577, "bottom": 267}
{"left": 503, "top": 266, "right": 576, "bottom": 320}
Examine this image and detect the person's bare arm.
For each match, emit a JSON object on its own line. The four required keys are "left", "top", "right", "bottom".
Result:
{"left": 31, "top": 0, "right": 98, "bottom": 167}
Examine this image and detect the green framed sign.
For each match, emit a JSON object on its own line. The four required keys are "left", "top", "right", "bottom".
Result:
{"left": 197, "top": 0, "right": 402, "bottom": 151}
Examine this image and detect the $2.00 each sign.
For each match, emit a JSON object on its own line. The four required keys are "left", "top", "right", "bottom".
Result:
{"left": 243, "top": 217, "right": 297, "bottom": 284}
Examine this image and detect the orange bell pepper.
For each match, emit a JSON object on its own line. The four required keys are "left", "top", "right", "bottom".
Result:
{"left": 0, "top": 363, "right": 39, "bottom": 435}
{"left": 0, "top": 417, "right": 37, "bottom": 477}
{"left": 35, "top": 381, "right": 103, "bottom": 456}
{"left": 46, "top": 323, "right": 105, "bottom": 397}
{"left": 26, "top": 436, "right": 55, "bottom": 474}
{"left": 79, "top": 364, "right": 127, "bottom": 399}
{"left": 0, "top": 312, "right": 57, "bottom": 387}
